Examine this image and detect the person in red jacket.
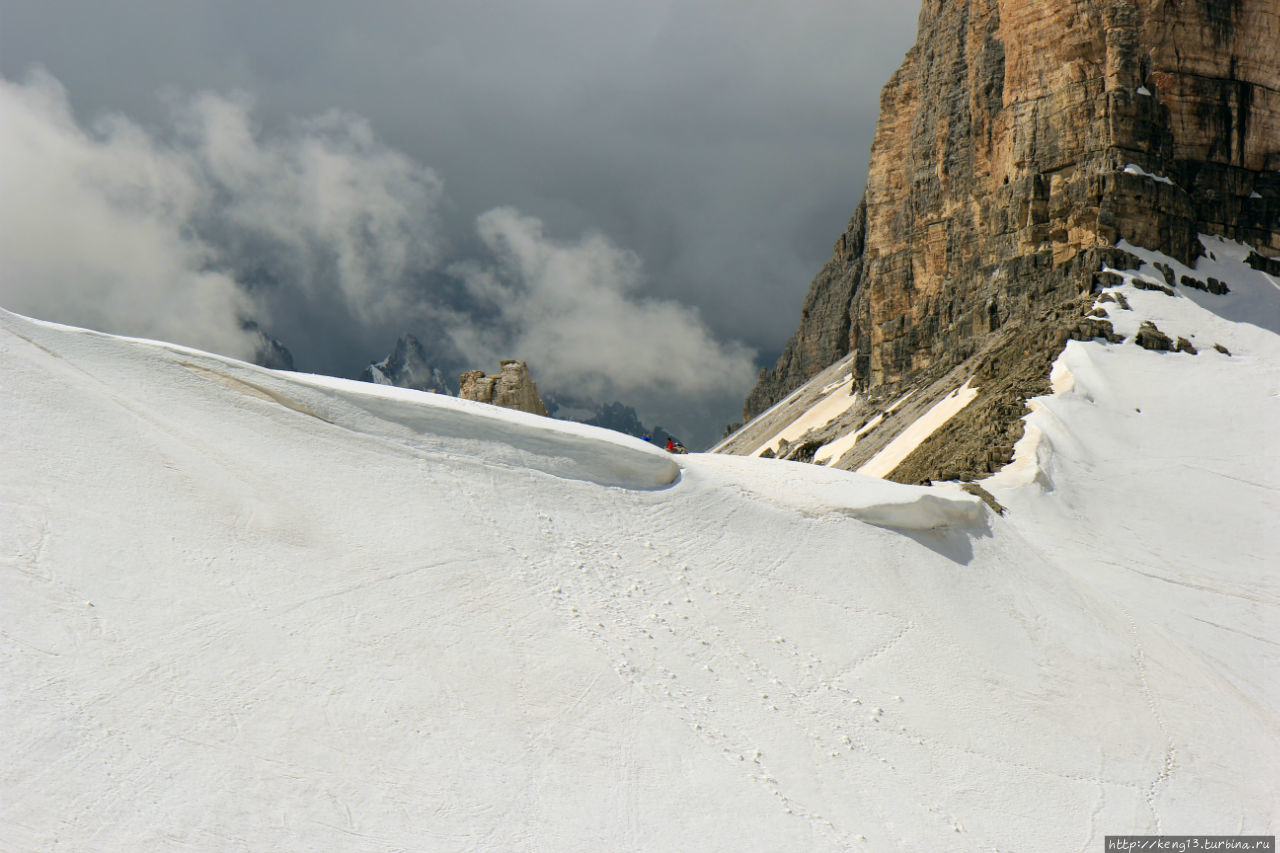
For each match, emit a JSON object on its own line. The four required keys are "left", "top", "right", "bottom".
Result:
{"left": 665, "top": 437, "right": 676, "bottom": 452}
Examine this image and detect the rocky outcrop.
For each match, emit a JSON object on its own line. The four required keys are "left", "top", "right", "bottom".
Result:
{"left": 458, "top": 360, "right": 549, "bottom": 416}
{"left": 745, "top": 0, "right": 1280, "bottom": 421}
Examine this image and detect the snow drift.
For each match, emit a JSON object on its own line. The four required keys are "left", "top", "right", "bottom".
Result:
{"left": 2, "top": 237, "right": 1278, "bottom": 852}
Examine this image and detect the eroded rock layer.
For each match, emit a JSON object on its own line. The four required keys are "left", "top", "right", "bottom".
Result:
{"left": 458, "top": 360, "right": 549, "bottom": 417}
{"left": 745, "top": 0, "right": 1279, "bottom": 420}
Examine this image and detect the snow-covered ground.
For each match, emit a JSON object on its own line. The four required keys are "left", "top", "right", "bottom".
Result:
{"left": 2, "top": 239, "right": 1278, "bottom": 850}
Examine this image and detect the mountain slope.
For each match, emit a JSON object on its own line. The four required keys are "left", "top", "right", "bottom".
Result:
{"left": 734, "top": 0, "right": 1278, "bottom": 484}
{"left": 2, "top": 305, "right": 1276, "bottom": 850}
{"left": 718, "top": 236, "right": 1279, "bottom": 484}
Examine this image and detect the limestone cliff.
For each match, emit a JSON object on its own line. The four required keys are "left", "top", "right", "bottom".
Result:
{"left": 744, "top": 0, "right": 1279, "bottom": 423}
{"left": 458, "top": 360, "right": 549, "bottom": 417}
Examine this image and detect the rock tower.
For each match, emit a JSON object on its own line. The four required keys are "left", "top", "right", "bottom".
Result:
{"left": 458, "top": 360, "right": 549, "bottom": 417}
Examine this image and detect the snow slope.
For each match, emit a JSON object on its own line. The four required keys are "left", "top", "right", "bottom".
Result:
{"left": 2, "top": 247, "right": 1278, "bottom": 852}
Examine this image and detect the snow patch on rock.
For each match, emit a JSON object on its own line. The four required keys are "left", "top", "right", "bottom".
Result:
{"left": 1123, "top": 163, "right": 1175, "bottom": 185}
{"left": 750, "top": 375, "right": 860, "bottom": 457}
{"left": 857, "top": 380, "right": 979, "bottom": 478}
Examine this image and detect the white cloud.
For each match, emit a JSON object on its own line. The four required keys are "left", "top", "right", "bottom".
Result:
{"left": 451, "top": 207, "right": 758, "bottom": 406}
{"left": 173, "top": 90, "right": 444, "bottom": 328}
{"left": 0, "top": 68, "right": 444, "bottom": 359}
{"left": 0, "top": 69, "right": 254, "bottom": 358}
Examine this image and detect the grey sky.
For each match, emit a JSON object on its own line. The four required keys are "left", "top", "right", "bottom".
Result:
{"left": 0, "top": 1, "right": 918, "bottom": 446}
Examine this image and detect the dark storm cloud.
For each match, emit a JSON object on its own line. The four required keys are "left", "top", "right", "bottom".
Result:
{"left": 0, "top": 70, "right": 762, "bottom": 445}
{"left": 0, "top": 1, "right": 918, "bottom": 445}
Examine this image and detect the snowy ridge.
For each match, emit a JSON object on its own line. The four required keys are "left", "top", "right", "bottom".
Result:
{"left": 2, "top": 311, "right": 681, "bottom": 491}
{"left": 690, "top": 455, "right": 986, "bottom": 531}
{"left": 993, "top": 236, "right": 1280, "bottom": 503}
{"left": 3, "top": 242, "right": 1279, "bottom": 852}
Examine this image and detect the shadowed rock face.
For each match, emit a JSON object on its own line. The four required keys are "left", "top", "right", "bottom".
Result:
{"left": 745, "top": 0, "right": 1279, "bottom": 420}
{"left": 458, "top": 360, "right": 549, "bottom": 417}
{"left": 361, "top": 334, "right": 454, "bottom": 395}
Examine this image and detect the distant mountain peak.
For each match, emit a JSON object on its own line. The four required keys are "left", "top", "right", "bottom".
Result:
{"left": 241, "top": 319, "right": 295, "bottom": 372}
{"left": 360, "top": 332, "right": 454, "bottom": 395}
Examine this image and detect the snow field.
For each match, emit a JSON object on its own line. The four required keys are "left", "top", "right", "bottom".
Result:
{"left": 3, "top": 241, "right": 1279, "bottom": 853}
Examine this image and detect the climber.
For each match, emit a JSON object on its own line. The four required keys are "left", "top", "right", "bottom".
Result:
{"left": 665, "top": 437, "right": 676, "bottom": 452}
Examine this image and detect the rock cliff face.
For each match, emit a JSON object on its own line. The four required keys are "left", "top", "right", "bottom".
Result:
{"left": 745, "top": 0, "right": 1279, "bottom": 421}
{"left": 458, "top": 360, "right": 549, "bottom": 417}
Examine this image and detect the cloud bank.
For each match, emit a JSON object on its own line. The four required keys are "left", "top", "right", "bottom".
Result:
{"left": 453, "top": 207, "right": 757, "bottom": 409}
{"left": 0, "top": 69, "right": 757, "bottom": 443}
{"left": 1, "top": 68, "right": 444, "bottom": 361}
{"left": 0, "top": 69, "right": 254, "bottom": 359}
